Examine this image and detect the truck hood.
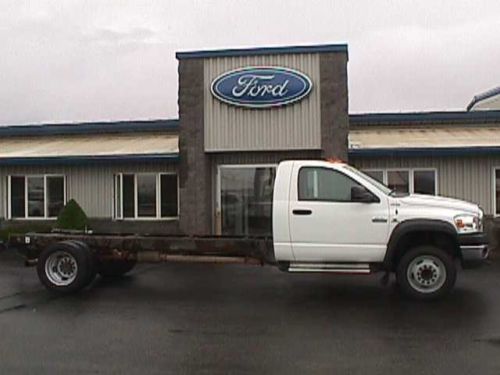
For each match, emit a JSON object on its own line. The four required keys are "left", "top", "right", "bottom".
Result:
{"left": 396, "top": 194, "right": 479, "bottom": 214}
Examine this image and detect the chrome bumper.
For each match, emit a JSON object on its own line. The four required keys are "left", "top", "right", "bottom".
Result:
{"left": 459, "top": 233, "right": 489, "bottom": 269}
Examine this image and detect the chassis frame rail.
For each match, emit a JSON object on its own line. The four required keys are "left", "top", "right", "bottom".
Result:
{"left": 9, "top": 233, "right": 276, "bottom": 266}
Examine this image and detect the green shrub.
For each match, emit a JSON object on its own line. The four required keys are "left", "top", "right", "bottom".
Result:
{"left": 55, "top": 199, "right": 89, "bottom": 231}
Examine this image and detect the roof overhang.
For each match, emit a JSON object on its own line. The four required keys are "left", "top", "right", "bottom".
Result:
{"left": 0, "top": 132, "right": 179, "bottom": 166}
{"left": 0, "top": 153, "right": 179, "bottom": 166}
{"left": 349, "top": 146, "right": 500, "bottom": 158}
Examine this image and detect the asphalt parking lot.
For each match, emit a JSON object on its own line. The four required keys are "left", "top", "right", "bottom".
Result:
{"left": 1, "top": 249, "right": 500, "bottom": 375}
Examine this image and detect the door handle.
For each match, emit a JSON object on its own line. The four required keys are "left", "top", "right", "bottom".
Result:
{"left": 293, "top": 209, "right": 312, "bottom": 216}
{"left": 372, "top": 217, "right": 388, "bottom": 223}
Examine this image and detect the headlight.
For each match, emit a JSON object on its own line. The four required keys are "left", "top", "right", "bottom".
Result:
{"left": 454, "top": 214, "right": 481, "bottom": 233}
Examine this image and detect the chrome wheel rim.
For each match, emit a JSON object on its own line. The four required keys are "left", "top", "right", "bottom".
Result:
{"left": 45, "top": 251, "right": 78, "bottom": 286}
{"left": 406, "top": 255, "right": 446, "bottom": 294}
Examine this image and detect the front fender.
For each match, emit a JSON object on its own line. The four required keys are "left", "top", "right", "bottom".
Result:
{"left": 383, "top": 219, "right": 459, "bottom": 269}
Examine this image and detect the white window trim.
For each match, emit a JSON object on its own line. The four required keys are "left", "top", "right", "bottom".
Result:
{"left": 7, "top": 174, "right": 66, "bottom": 220}
{"left": 493, "top": 166, "right": 500, "bottom": 217}
{"left": 114, "top": 172, "right": 179, "bottom": 221}
{"left": 361, "top": 168, "right": 438, "bottom": 195}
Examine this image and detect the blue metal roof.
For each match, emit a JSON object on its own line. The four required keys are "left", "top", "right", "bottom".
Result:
{"left": 0, "top": 119, "right": 179, "bottom": 137}
{"left": 467, "top": 86, "right": 500, "bottom": 111}
{"left": 5, "top": 110, "right": 499, "bottom": 138}
{"left": 349, "top": 146, "right": 500, "bottom": 158}
{"left": 176, "top": 43, "right": 348, "bottom": 60}
{"left": 350, "top": 110, "right": 500, "bottom": 126}
{"left": 0, "top": 153, "right": 179, "bottom": 166}
{"left": 2, "top": 110, "right": 500, "bottom": 163}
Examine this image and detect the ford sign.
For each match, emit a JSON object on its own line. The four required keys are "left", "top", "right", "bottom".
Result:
{"left": 211, "top": 67, "right": 313, "bottom": 108}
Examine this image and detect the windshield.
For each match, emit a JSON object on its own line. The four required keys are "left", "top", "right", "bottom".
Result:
{"left": 342, "top": 165, "right": 392, "bottom": 195}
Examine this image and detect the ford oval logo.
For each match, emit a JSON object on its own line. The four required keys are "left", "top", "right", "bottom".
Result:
{"left": 211, "top": 67, "right": 313, "bottom": 108}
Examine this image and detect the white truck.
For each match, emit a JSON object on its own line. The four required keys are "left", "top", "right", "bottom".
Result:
{"left": 10, "top": 160, "right": 489, "bottom": 300}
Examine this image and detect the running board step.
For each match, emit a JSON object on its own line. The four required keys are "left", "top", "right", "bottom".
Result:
{"left": 288, "top": 263, "right": 371, "bottom": 274}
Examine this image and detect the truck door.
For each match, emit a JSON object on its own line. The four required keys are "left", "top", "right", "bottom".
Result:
{"left": 289, "top": 165, "right": 390, "bottom": 262}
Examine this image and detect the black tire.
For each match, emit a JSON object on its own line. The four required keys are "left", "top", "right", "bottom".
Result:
{"left": 65, "top": 240, "right": 97, "bottom": 286}
{"left": 37, "top": 241, "right": 93, "bottom": 294}
{"left": 396, "top": 245, "right": 457, "bottom": 300}
{"left": 97, "top": 259, "right": 137, "bottom": 278}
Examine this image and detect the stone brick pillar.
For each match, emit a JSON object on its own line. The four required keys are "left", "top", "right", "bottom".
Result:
{"left": 178, "top": 58, "right": 212, "bottom": 235}
{"left": 320, "top": 52, "right": 349, "bottom": 161}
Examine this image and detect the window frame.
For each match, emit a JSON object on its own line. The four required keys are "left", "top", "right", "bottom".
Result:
{"left": 361, "top": 168, "right": 438, "bottom": 195}
{"left": 7, "top": 174, "right": 66, "bottom": 220}
{"left": 493, "top": 166, "right": 500, "bottom": 217}
{"left": 297, "top": 166, "right": 379, "bottom": 203}
{"left": 113, "top": 172, "right": 179, "bottom": 221}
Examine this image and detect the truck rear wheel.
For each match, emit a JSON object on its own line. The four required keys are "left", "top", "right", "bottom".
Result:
{"left": 66, "top": 240, "right": 97, "bottom": 286}
{"left": 97, "top": 259, "right": 137, "bottom": 278}
{"left": 396, "top": 245, "right": 457, "bottom": 300}
{"left": 37, "top": 241, "right": 93, "bottom": 294}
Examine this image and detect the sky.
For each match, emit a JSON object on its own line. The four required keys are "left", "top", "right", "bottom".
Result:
{"left": 0, "top": 0, "right": 499, "bottom": 125}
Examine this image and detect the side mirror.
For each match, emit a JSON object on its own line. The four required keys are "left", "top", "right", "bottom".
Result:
{"left": 351, "top": 186, "right": 378, "bottom": 203}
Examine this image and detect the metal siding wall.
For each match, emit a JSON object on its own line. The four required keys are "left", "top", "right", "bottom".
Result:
{"left": 350, "top": 155, "right": 500, "bottom": 215}
{"left": 0, "top": 163, "right": 177, "bottom": 219}
{"left": 204, "top": 54, "right": 321, "bottom": 152}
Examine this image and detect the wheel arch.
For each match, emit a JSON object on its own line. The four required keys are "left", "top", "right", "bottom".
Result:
{"left": 384, "top": 219, "right": 460, "bottom": 271}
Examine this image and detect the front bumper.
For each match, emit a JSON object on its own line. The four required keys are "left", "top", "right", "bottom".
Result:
{"left": 458, "top": 232, "right": 489, "bottom": 268}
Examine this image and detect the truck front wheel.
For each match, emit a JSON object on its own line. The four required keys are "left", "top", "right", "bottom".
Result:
{"left": 396, "top": 245, "right": 457, "bottom": 300}
{"left": 97, "top": 259, "right": 137, "bottom": 278}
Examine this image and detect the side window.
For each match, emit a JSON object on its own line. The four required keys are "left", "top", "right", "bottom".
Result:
{"left": 298, "top": 167, "right": 368, "bottom": 202}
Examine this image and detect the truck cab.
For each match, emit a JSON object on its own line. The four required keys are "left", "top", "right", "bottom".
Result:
{"left": 273, "top": 160, "right": 489, "bottom": 299}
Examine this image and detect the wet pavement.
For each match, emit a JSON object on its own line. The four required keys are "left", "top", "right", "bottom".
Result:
{"left": 0, "top": 248, "right": 499, "bottom": 374}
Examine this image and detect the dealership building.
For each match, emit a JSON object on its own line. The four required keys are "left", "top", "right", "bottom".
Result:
{"left": 1, "top": 43, "right": 500, "bottom": 240}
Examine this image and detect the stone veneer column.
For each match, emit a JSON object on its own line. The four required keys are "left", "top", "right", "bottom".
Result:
{"left": 178, "top": 58, "right": 212, "bottom": 235}
{"left": 320, "top": 52, "right": 349, "bottom": 161}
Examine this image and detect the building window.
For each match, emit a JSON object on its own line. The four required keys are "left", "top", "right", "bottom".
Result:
{"left": 495, "top": 168, "right": 500, "bottom": 216}
{"left": 8, "top": 175, "right": 66, "bottom": 219}
{"left": 161, "top": 174, "right": 179, "bottom": 217}
{"left": 137, "top": 174, "right": 157, "bottom": 218}
{"left": 114, "top": 173, "right": 178, "bottom": 220}
{"left": 218, "top": 165, "right": 275, "bottom": 236}
{"left": 361, "top": 168, "right": 437, "bottom": 195}
{"left": 363, "top": 170, "right": 384, "bottom": 183}
{"left": 413, "top": 170, "right": 436, "bottom": 195}
{"left": 387, "top": 170, "right": 410, "bottom": 194}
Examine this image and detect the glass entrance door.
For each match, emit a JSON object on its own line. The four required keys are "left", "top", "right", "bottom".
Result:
{"left": 218, "top": 165, "right": 276, "bottom": 236}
